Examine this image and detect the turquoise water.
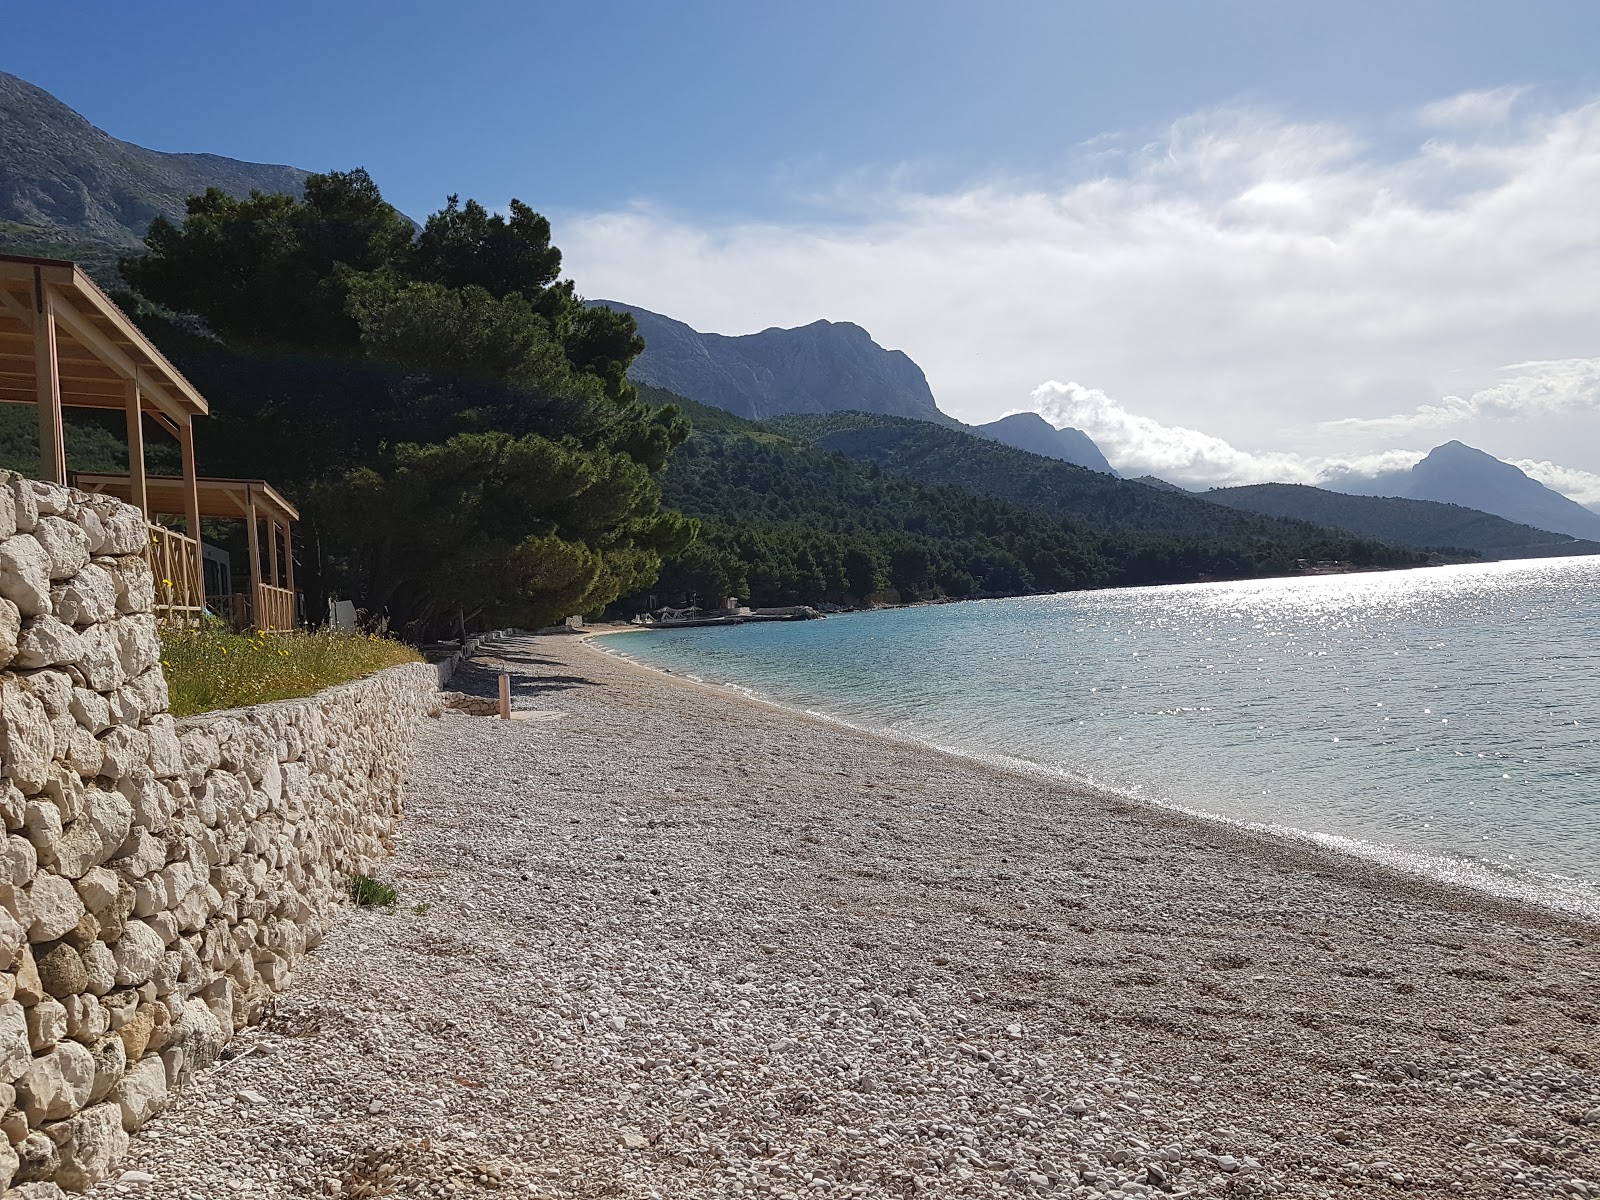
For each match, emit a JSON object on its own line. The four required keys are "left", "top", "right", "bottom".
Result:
{"left": 611, "top": 557, "right": 1600, "bottom": 919}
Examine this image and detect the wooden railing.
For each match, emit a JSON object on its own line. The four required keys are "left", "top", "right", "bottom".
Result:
{"left": 255, "top": 583, "right": 297, "bottom": 632}
{"left": 148, "top": 525, "right": 204, "bottom": 628}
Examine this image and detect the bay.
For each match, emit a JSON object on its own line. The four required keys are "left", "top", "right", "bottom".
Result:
{"left": 611, "top": 556, "right": 1600, "bottom": 919}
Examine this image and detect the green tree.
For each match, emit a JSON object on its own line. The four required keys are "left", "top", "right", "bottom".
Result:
{"left": 118, "top": 171, "right": 696, "bottom": 636}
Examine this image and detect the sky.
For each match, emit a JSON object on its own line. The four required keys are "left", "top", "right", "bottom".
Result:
{"left": 9, "top": 2, "right": 1600, "bottom": 502}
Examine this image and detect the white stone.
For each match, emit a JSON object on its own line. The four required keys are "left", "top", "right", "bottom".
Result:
{"left": 81, "top": 942, "right": 116, "bottom": 997}
{"left": 113, "top": 1054, "right": 167, "bottom": 1132}
{"left": 112, "top": 617, "right": 161, "bottom": 680}
{"left": 23, "top": 799, "right": 62, "bottom": 869}
{"left": 26, "top": 999, "right": 67, "bottom": 1049}
{"left": 47, "top": 1100, "right": 127, "bottom": 1190}
{"left": 8, "top": 477, "right": 37, "bottom": 533}
{"left": 111, "top": 920, "right": 166, "bottom": 987}
{"left": 77, "top": 507, "right": 107, "bottom": 555}
{"left": 51, "top": 565, "right": 117, "bottom": 628}
{"left": 28, "top": 483, "right": 66, "bottom": 519}
{"left": 100, "top": 509, "right": 149, "bottom": 558}
{"left": 142, "top": 718, "right": 183, "bottom": 778}
{"left": 31, "top": 517, "right": 90, "bottom": 581}
{"left": 69, "top": 688, "right": 110, "bottom": 735}
{"left": 52, "top": 788, "right": 133, "bottom": 880}
{"left": 0, "top": 535, "right": 50, "bottom": 615}
{"left": 15, "top": 1040, "right": 94, "bottom": 1122}
{"left": 0, "top": 1000, "right": 30, "bottom": 1082}
{"left": 14, "top": 616, "right": 87, "bottom": 671}
{"left": 1, "top": 836, "right": 36, "bottom": 887}
{"left": 23, "top": 670, "right": 72, "bottom": 717}
{"left": 74, "top": 624, "right": 125, "bottom": 692}
{"left": 0, "top": 596, "right": 19, "bottom": 666}
{"left": 0, "top": 678, "right": 53, "bottom": 794}
{"left": 25, "top": 873, "right": 84, "bottom": 942}
{"left": 86, "top": 1034, "right": 124, "bottom": 1103}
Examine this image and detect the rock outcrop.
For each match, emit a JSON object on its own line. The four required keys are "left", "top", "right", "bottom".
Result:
{"left": 0, "top": 473, "right": 436, "bottom": 1193}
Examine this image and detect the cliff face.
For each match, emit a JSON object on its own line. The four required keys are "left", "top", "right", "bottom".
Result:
{"left": 595, "top": 301, "right": 958, "bottom": 425}
{"left": 0, "top": 71, "right": 308, "bottom": 246}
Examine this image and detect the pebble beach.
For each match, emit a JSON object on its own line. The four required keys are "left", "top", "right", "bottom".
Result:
{"left": 85, "top": 633, "right": 1599, "bottom": 1199}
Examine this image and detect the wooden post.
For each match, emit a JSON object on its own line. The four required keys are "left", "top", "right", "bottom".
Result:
{"left": 124, "top": 375, "right": 147, "bottom": 518}
{"left": 283, "top": 518, "right": 296, "bottom": 596}
{"left": 245, "top": 486, "right": 262, "bottom": 631}
{"left": 178, "top": 417, "right": 204, "bottom": 611}
{"left": 266, "top": 518, "right": 280, "bottom": 588}
{"left": 33, "top": 285, "right": 65, "bottom": 485}
{"left": 498, "top": 672, "right": 511, "bottom": 720}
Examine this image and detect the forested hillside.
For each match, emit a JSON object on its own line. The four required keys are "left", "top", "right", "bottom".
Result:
{"left": 1202, "top": 483, "right": 1600, "bottom": 558}
{"left": 764, "top": 411, "right": 1422, "bottom": 549}
{"left": 639, "top": 396, "right": 1429, "bottom": 607}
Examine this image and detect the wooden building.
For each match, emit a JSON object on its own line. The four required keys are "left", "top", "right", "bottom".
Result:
{"left": 0, "top": 253, "right": 300, "bottom": 629}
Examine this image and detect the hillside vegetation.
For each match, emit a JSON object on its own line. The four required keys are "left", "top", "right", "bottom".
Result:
{"left": 765, "top": 411, "right": 1424, "bottom": 551}
{"left": 642, "top": 398, "right": 1428, "bottom": 607}
{"left": 1202, "top": 483, "right": 1600, "bottom": 558}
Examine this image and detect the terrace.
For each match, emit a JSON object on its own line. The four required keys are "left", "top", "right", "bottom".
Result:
{"left": 0, "top": 252, "right": 301, "bottom": 629}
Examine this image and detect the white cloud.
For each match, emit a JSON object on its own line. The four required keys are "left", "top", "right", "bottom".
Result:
{"left": 1027, "top": 380, "right": 1423, "bottom": 489}
{"left": 1418, "top": 86, "right": 1528, "bottom": 129}
{"left": 1513, "top": 459, "right": 1600, "bottom": 508}
{"left": 560, "top": 90, "right": 1600, "bottom": 479}
{"left": 1323, "top": 357, "right": 1600, "bottom": 435}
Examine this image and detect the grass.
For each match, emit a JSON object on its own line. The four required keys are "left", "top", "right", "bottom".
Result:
{"left": 160, "top": 627, "right": 423, "bottom": 717}
{"left": 347, "top": 873, "right": 398, "bottom": 908}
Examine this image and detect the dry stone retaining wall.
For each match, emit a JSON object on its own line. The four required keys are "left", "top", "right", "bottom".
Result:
{"left": 0, "top": 473, "right": 437, "bottom": 1195}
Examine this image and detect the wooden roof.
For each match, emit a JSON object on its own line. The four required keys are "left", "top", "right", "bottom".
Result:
{"left": 0, "top": 254, "right": 208, "bottom": 424}
{"left": 72, "top": 473, "right": 299, "bottom": 524}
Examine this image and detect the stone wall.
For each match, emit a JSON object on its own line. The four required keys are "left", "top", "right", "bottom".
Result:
{"left": 0, "top": 474, "right": 437, "bottom": 1194}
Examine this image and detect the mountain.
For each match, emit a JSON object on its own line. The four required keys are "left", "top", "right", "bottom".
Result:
{"left": 0, "top": 70, "right": 307, "bottom": 247}
{"left": 1329, "top": 441, "right": 1600, "bottom": 542}
{"left": 1133, "top": 475, "right": 1191, "bottom": 494}
{"left": 597, "top": 301, "right": 958, "bottom": 425}
{"left": 971, "top": 411, "right": 1116, "bottom": 474}
{"left": 1202, "top": 483, "right": 1600, "bottom": 559}
{"left": 642, "top": 392, "right": 1427, "bottom": 608}
{"left": 758, "top": 410, "right": 1430, "bottom": 559}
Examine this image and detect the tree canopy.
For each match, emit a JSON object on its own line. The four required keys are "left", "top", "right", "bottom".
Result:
{"left": 119, "top": 170, "right": 692, "bottom": 635}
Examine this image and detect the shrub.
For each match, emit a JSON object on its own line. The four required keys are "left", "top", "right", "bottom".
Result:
{"left": 347, "top": 874, "right": 397, "bottom": 908}
{"left": 160, "top": 628, "right": 422, "bottom": 717}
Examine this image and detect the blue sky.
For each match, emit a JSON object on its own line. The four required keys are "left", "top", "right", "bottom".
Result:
{"left": 12, "top": 2, "right": 1600, "bottom": 222}
{"left": 9, "top": 2, "right": 1600, "bottom": 497}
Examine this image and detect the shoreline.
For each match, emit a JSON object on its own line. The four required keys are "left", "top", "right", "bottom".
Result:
{"left": 583, "top": 628, "right": 1600, "bottom": 937}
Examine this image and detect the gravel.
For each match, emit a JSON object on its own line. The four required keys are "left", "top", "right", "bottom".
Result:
{"left": 83, "top": 633, "right": 1599, "bottom": 1199}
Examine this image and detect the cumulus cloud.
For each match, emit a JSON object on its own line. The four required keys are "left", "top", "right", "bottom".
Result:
{"left": 1026, "top": 381, "right": 1423, "bottom": 489}
{"left": 561, "top": 89, "right": 1600, "bottom": 480}
{"left": 1513, "top": 459, "right": 1600, "bottom": 509}
{"left": 1323, "top": 358, "right": 1600, "bottom": 435}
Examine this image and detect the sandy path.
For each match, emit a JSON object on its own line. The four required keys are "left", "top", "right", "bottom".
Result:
{"left": 86, "top": 634, "right": 1598, "bottom": 1200}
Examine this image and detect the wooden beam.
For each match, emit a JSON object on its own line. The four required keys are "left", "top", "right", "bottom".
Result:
{"left": 124, "top": 375, "right": 147, "bottom": 519}
{"left": 178, "top": 417, "right": 204, "bottom": 605}
{"left": 34, "top": 286, "right": 65, "bottom": 485}
{"left": 245, "top": 486, "right": 263, "bottom": 632}
{"left": 46, "top": 292, "right": 188, "bottom": 424}
{"left": 0, "top": 289, "right": 33, "bottom": 331}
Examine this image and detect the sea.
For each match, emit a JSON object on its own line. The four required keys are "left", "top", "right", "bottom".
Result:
{"left": 610, "top": 556, "right": 1600, "bottom": 920}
